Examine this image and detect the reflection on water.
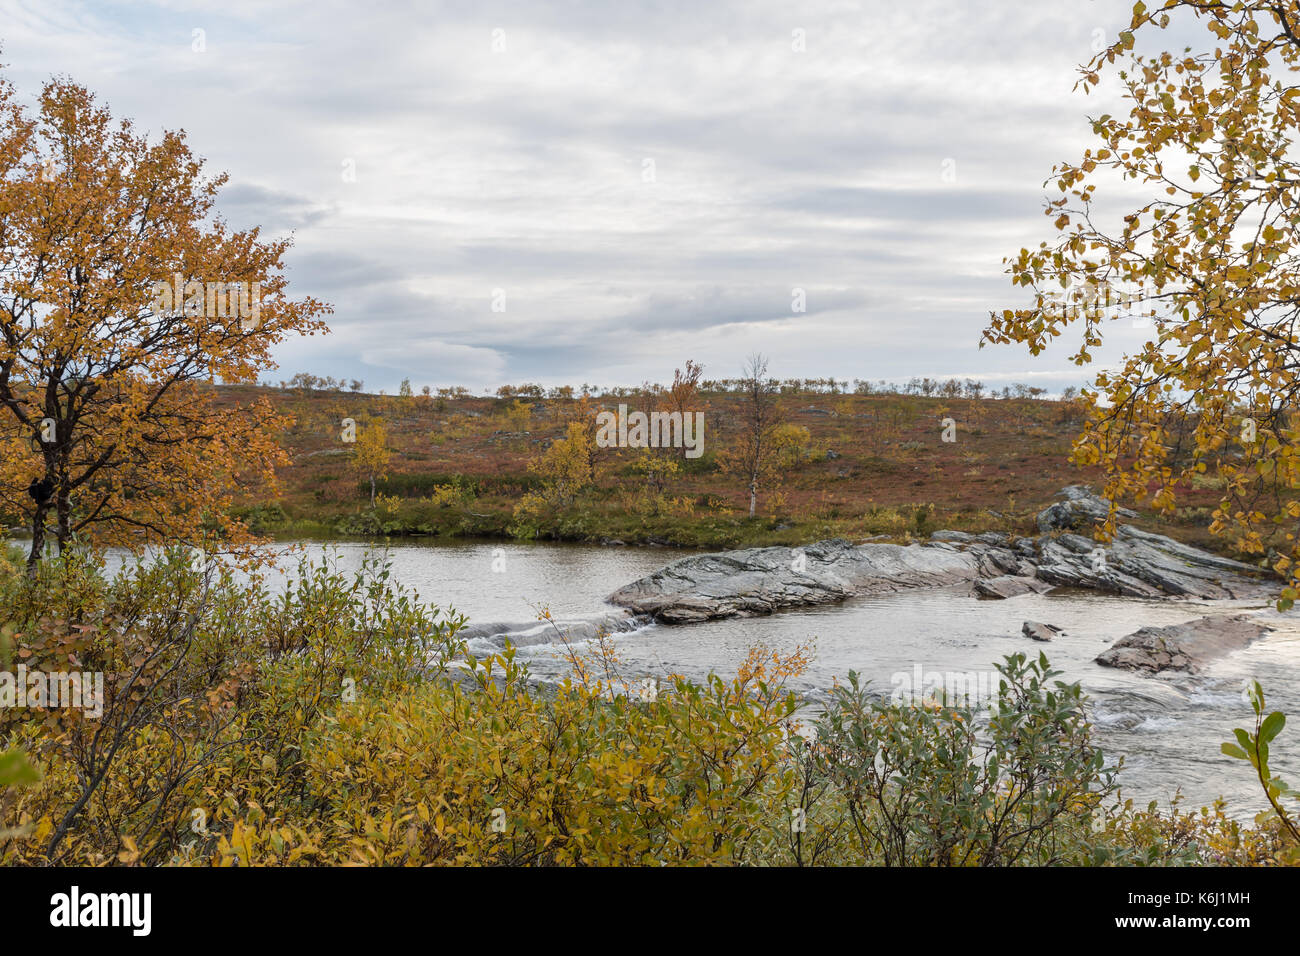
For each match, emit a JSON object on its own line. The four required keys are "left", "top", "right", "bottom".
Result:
{"left": 110, "top": 538, "right": 1300, "bottom": 815}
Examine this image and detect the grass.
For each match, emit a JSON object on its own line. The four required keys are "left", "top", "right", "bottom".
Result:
{"left": 175, "top": 382, "right": 1267, "bottom": 560}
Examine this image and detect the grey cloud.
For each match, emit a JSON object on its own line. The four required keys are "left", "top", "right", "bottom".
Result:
{"left": 216, "top": 182, "right": 335, "bottom": 232}
{"left": 3, "top": 0, "right": 1150, "bottom": 392}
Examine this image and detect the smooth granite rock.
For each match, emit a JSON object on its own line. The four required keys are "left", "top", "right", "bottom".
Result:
{"left": 606, "top": 487, "right": 1272, "bottom": 623}
{"left": 606, "top": 538, "right": 994, "bottom": 624}
{"left": 1095, "top": 615, "right": 1272, "bottom": 673}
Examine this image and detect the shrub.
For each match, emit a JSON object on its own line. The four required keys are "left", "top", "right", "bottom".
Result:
{"left": 812, "top": 652, "right": 1117, "bottom": 865}
{"left": 0, "top": 549, "right": 1293, "bottom": 867}
{"left": 0, "top": 548, "right": 460, "bottom": 865}
{"left": 301, "top": 644, "right": 802, "bottom": 865}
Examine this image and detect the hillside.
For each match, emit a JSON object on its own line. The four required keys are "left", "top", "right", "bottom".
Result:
{"left": 211, "top": 381, "right": 1242, "bottom": 557}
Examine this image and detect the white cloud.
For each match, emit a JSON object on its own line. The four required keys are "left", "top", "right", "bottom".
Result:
{"left": 0, "top": 0, "right": 1144, "bottom": 393}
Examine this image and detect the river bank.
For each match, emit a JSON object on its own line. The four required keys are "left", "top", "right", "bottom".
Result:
{"left": 240, "top": 496, "right": 1023, "bottom": 552}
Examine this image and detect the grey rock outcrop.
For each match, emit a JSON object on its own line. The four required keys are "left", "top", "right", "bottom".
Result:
{"left": 1033, "top": 524, "right": 1265, "bottom": 599}
{"left": 974, "top": 575, "right": 1055, "bottom": 599}
{"left": 1095, "top": 614, "right": 1272, "bottom": 673}
{"left": 606, "top": 487, "right": 1271, "bottom": 624}
{"left": 606, "top": 538, "right": 996, "bottom": 624}
{"left": 1036, "top": 484, "right": 1139, "bottom": 533}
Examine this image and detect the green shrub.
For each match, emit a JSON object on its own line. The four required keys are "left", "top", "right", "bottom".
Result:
{"left": 812, "top": 652, "right": 1116, "bottom": 865}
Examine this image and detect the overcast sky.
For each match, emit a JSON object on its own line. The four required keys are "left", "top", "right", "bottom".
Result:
{"left": 0, "top": 0, "right": 1169, "bottom": 393}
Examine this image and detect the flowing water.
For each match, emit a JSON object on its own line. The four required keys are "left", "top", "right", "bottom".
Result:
{"left": 119, "top": 538, "right": 1300, "bottom": 816}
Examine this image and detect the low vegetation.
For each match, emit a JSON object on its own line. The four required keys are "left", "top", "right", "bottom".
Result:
{"left": 0, "top": 548, "right": 1294, "bottom": 866}
{"left": 138, "top": 372, "right": 1262, "bottom": 558}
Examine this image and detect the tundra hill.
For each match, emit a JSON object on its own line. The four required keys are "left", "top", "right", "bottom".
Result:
{"left": 209, "top": 382, "right": 1242, "bottom": 555}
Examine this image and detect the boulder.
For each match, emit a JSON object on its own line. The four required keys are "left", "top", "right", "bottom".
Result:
{"left": 1022, "top": 621, "right": 1063, "bottom": 642}
{"left": 1095, "top": 615, "right": 1272, "bottom": 674}
{"left": 1036, "top": 485, "right": 1138, "bottom": 533}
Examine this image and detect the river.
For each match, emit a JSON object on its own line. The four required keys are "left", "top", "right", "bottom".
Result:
{"left": 125, "top": 537, "right": 1300, "bottom": 817}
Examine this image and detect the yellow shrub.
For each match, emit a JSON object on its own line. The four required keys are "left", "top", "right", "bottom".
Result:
{"left": 299, "top": 646, "right": 803, "bottom": 866}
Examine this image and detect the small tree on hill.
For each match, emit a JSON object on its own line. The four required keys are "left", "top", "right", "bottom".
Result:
{"left": 351, "top": 418, "right": 390, "bottom": 508}
{"left": 661, "top": 359, "right": 704, "bottom": 463}
{"left": 722, "top": 353, "right": 784, "bottom": 517}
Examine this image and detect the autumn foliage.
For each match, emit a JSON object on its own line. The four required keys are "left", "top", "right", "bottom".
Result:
{"left": 985, "top": 2, "right": 1300, "bottom": 604}
{"left": 0, "top": 67, "right": 329, "bottom": 570}
{"left": 1, "top": 548, "right": 1294, "bottom": 866}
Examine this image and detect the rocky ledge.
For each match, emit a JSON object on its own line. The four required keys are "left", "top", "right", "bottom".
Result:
{"left": 607, "top": 537, "right": 992, "bottom": 624}
{"left": 1096, "top": 614, "right": 1273, "bottom": 674}
{"left": 607, "top": 486, "right": 1272, "bottom": 624}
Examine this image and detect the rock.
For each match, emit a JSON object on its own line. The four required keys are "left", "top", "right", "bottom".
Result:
{"left": 1033, "top": 524, "right": 1268, "bottom": 599}
{"left": 930, "top": 531, "right": 975, "bottom": 544}
{"left": 1012, "top": 538, "right": 1039, "bottom": 558}
{"left": 932, "top": 530, "right": 1014, "bottom": 552}
{"left": 974, "top": 575, "right": 1055, "bottom": 599}
{"left": 606, "top": 487, "right": 1274, "bottom": 625}
{"left": 1057, "top": 533, "right": 1098, "bottom": 554}
{"left": 826, "top": 450, "right": 841, "bottom": 460}
{"left": 1096, "top": 614, "right": 1272, "bottom": 674}
{"left": 1022, "top": 620, "right": 1063, "bottom": 641}
{"left": 607, "top": 538, "right": 985, "bottom": 624}
{"left": 1036, "top": 485, "right": 1139, "bottom": 533}
{"left": 980, "top": 547, "right": 1022, "bottom": 575}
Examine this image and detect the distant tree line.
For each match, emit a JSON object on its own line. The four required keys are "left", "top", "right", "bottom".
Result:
{"left": 259, "top": 373, "right": 1079, "bottom": 402}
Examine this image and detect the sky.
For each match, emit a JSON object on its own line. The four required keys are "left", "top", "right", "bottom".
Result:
{"left": 0, "top": 0, "right": 1176, "bottom": 394}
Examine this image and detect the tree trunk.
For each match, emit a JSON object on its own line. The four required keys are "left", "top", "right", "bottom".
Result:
{"left": 56, "top": 484, "right": 71, "bottom": 554}
{"left": 749, "top": 476, "right": 758, "bottom": 517}
{"left": 27, "top": 501, "right": 47, "bottom": 577}
{"left": 369, "top": 474, "right": 376, "bottom": 508}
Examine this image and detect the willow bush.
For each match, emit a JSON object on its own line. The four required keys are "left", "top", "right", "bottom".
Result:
{"left": 0, "top": 546, "right": 1294, "bottom": 866}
